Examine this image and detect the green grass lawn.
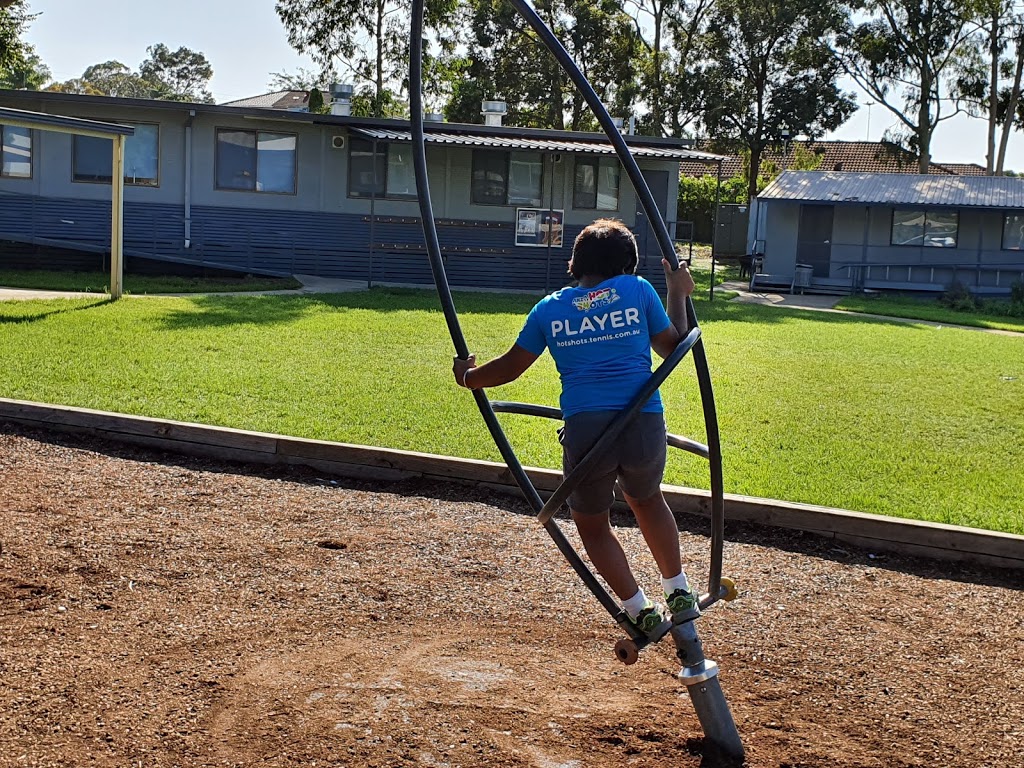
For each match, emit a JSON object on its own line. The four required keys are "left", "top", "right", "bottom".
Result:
{"left": 0, "top": 269, "right": 302, "bottom": 294}
{"left": 0, "top": 286, "right": 1021, "bottom": 535}
{"left": 836, "top": 293, "right": 1024, "bottom": 334}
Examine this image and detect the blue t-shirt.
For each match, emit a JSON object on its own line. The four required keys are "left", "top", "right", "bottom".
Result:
{"left": 515, "top": 274, "right": 672, "bottom": 418}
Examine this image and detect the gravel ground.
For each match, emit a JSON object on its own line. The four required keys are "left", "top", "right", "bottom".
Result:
{"left": 1, "top": 423, "right": 1022, "bottom": 768}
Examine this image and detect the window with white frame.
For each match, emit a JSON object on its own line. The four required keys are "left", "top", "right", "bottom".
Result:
{"left": 891, "top": 209, "right": 958, "bottom": 248}
{"left": 74, "top": 123, "right": 159, "bottom": 186}
{"left": 215, "top": 129, "right": 297, "bottom": 194}
{"left": 1002, "top": 212, "right": 1024, "bottom": 250}
{"left": 1, "top": 125, "right": 32, "bottom": 178}
{"left": 573, "top": 156, "right": 620, "bottom": 210}
{"left": 471, "top": 149, "right": 543, "bottom": 206}
{"left": 347, "top": 138, "right": 417, "bottom": 199}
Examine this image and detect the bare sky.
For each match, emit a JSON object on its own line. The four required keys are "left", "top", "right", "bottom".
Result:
{"left": 22, "top": 0, "right": 1023, "bottom": 171}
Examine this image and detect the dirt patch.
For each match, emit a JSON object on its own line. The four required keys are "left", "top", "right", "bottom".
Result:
{"left": 1, "top": 423, "right": 1021, "bottom": 767}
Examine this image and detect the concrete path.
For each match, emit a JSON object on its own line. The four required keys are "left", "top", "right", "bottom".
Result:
{"left": 716, "top": 279, "right": 1024, "bottom": 337}
{"left": 0, "top": 274, "right": 367, "bottom": 301}
{"left": 0, "top": 286, "right": 101, "bottom": 301}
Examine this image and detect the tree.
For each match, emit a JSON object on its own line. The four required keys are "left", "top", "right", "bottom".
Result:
{"left": 446, "top": 0, "right": 640, "bottom": 130}
{"left": 0, "top": 0, "right": 26, "bottom": 75}
{"left": 953, "top": 1, "right": 1024, "bottom": 173}
{"left": 47, "top": 46, "right": 214, "bottom": 102}
{"left": 624, "top": 0, "right": 713, "bottom": 136}
{"left": 836, "top": 0, "right": 978, "bottom": 173}
{"left": 275, "top": 0, "right": 459, "bottom": 118}
{"left": 445, "top": 0, "right": 564, "bottom": 127}
{"left": 269, "top": 67, "right": 329, "bottom": 91}
{"left": 0, "top": 47, "right": 48, "bottom": 89}
{"left": 564, "top": 0, "right": 643, "bottom": 131}
{"left": 1, "top": 0, "right": 48, "bottom": 90}
{"left": 693, "top": 0, "right": 856, "bottom": 199}
{"left": 49, "top": 60, "right": 157, "bottom": 98}
{"left": 139, "top": 43, "right": 214, "bottom": 103}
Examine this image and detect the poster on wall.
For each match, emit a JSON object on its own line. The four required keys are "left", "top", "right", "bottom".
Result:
{"left": 515, "top": 208, "right": 564, "bottom": 247}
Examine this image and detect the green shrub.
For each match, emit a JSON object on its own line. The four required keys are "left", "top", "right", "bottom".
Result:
{"left": 939, "top": 280, "right": 981, "bottom": 312}
{"left": 1010, "top": 279, "right": 1024, "bottom": 305}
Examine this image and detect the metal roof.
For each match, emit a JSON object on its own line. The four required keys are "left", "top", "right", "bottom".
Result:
{"left": 759, "top": 171, "right": 1024, "bottom": 208}
{"left": 0, "top": 90, "right": 724, "bottom": 161}
{"left": 0, "top": 106, "right": 135, "bottom": 138}
{"left": 349, "top": 127, "right": 724, "bottom": 162}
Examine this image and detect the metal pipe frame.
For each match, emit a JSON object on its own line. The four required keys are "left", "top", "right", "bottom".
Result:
{"left": 411, "top": 4, "right": 738, "bottom": 745}
{"left": 410, "top": 0, "right": 742, "bottom": 758}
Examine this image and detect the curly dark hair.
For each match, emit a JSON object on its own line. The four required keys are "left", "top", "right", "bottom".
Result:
{"left": 567, "top": 218, "right": 638, "bottom": 280}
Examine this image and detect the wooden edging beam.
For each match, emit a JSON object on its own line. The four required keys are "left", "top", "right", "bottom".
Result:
{"left": 1, "top": 398, "right": 1021, "bottom": 572}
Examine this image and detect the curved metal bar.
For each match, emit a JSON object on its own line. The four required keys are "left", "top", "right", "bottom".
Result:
{"left": 692, "top": 338, "right": 725, "bottom": 609}
{"left": 666, "top": 435, "right": 710, "bottom": 460}
{"left": 491, "top": 402, "right": 563, "bottom": 420}
{"left": 506, "top": 0, "right": 677, "bottom": 271}
{"left": 504, "top": 0, "right": 725, "bottom": 602}
{"left": 492, "top": 401, "right": 709, "bottom": 459}
{"left": 411, "top": 0, "right": 727, "bottom": 624}
{"left": 536, "top": 326, "right": 700, "bottom": 525}
{"left": 411, "top": 2, "right": 740, "bottom": 758}
{"left": 409, "top": 0, "right": 629, "bottom": 630}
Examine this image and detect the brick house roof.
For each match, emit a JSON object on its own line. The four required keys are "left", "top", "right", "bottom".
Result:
{"left": 679, "top": 140, "right": 987, "bottom": 179}
{"left": 221, "top": 90, "right": 330, "bottom": 111}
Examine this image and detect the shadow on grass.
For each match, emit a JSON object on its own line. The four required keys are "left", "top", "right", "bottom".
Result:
{"left": 150, "top": 284, "right": 945, "bottom": 332}
{"left": 0, "top": 297, "right": 114, "bottom": 325}
{"left": 5, "top": 420, "right": 1020, "bottom": 594}
{"left": 694, "top": 298, "right": 976, "bottom": 332}
{"left": 152, "top": 287, "right": 545, "bottom": 329}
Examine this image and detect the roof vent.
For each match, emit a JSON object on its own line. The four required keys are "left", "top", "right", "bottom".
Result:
{"left": 330, "top": 83, "right": 355, "bottom": 116}
{"left": 481, "top": 99, "right": 507, "bottom": 127}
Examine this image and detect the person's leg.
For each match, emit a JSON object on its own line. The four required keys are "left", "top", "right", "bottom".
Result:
{"left": 570, "top": 508, "right": 639, "bottom": 601}
{"left": 562, "top": 412, "right": 665, "bottom": 630}
{"left": 621, "top": 489, "right": 681, "bottom": 580}
{"left": 617, "top": 414, "right": 699, "bottom": 619}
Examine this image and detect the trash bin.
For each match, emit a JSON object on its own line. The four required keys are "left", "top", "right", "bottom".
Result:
{"left": 792, "top": 263, "right": 813, "bottom": 294}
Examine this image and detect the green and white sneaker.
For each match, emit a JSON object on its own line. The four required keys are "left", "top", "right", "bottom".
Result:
{"left": 627, "top": 601, "right": 670, "bottom": 638}
{"left": 665, "top": 588, "right": 701, "bottom": 623}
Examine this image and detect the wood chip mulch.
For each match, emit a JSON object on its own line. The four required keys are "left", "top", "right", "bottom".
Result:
{"left": 1, "top": 422, "right": 1022, "bottom": 768}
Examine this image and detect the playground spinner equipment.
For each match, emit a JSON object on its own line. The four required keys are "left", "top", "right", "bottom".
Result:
{"left": 409, "top": 0, "right": 743, "bottom": 760}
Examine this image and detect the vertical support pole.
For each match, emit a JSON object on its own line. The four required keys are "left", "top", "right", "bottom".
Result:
{"left": 368, "top": 137, "right": 378, "bottom": 289}
{"left": 184, "top": 112, "right": 194, "bottom": 253}
{"left": 544, "top": 153, "right": 556, "bottom": 293}
{"left": 110, "top": 134, "right": 125, "bottom": 300}
{"left": 671, "top": 621, "right": 744, "bottom": 762}
{"left": 709, "top": 160, "right": 722, "bottom": 301}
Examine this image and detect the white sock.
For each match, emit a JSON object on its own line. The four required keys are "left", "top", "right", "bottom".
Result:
{"left": 662, "top": 572, "right": 690, "bottom": 596}
{"left": 622, "top": 589, "right": 650, "bottom": 619}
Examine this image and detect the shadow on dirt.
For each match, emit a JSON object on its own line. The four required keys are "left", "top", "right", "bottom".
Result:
{"left": 3, "top": 420, "right": 1021, "bottom": 595}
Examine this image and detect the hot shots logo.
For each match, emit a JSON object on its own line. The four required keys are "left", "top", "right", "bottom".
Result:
{"left": 572, "top": 287, "right": 620, "bottom": 311}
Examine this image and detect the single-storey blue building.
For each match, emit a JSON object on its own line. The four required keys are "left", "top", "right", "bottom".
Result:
{"left": 0, "top": 89, "right": 722, "bottom": 292}
{"left": 749, "top": 171, "right": 1024, "bottom": 295}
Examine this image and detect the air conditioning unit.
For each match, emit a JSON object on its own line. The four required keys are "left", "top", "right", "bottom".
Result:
{"left": 331, "top": 135, "right": 346, "bottom": 150}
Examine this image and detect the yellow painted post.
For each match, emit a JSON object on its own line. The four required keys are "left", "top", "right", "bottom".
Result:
{"left": 110, "top": 134, "right": 125, "bottom": 299}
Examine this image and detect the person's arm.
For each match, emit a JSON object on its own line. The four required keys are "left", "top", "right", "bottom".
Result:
{"left": 452, "top": 344, "right": 539, "bottom": 390}
{"left": 651, "top": 258, "right": 695, "bottom": 359}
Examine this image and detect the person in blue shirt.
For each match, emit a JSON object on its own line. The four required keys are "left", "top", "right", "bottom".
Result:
{"left": 452, "top": 218, "right": 699, "bottom": 636}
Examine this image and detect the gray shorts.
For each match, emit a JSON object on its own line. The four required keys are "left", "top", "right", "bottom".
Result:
{"left": 559, "top": 411, "right": 667, "bottom": 515}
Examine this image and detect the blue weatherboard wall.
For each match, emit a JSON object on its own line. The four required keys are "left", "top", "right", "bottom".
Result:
{"left": 0, "top": 192, "right": 671, "bottom": 292}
